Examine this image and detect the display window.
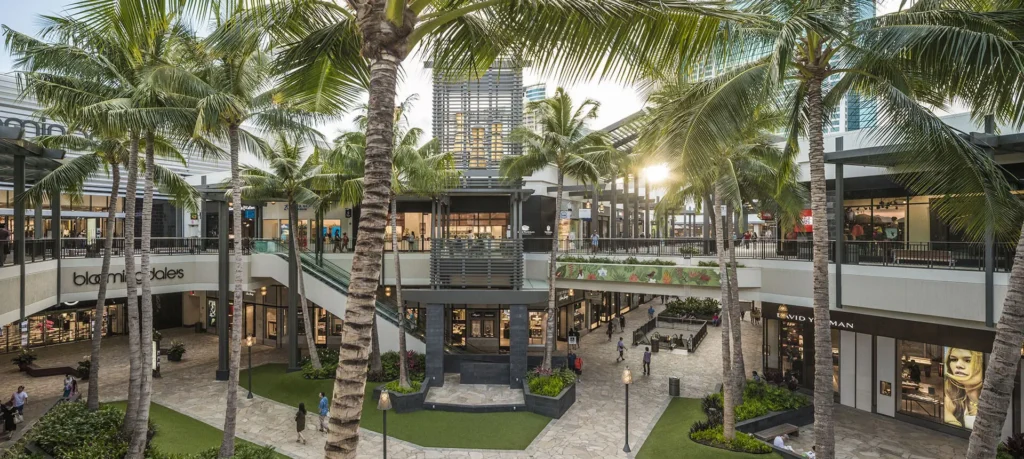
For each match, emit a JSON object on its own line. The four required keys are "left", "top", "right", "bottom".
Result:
{"left": 451, "top": 308, "right": 466, "bottom": 347}
{"left": 898, "top": 340, "right": 985, "bottom": 430}
{"left": 529, "top": 312, "right": 547, "bottom": 345}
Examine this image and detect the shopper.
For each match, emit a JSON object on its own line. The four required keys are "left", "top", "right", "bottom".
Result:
{"left": 642, "top": 347, "right": 651, "bottom": 375}
{"left": 616, "top": 337, "right": 625, "bottom": 362}
{"left": 591, "top": 232, "right": 599, "bottom": 253}
{"left": 62, "top": 375, "right": 73, "bottom": 400}
{"left": 619, "top": 314, "right": 625, "bottom": 331}
{"left": 773, "top": 434, "right": 795, "bottom": 452}
{"left": 408, "top": 231, "right": 418, "bottom": 251}
{"left": 0, "top": 223, "right": 9, "bottom": 266}
{"left": 606, "top": 321, "right": 614, "bottom": 341}
{"left": 332, "top": 232, "right": 343, "bottom": 253}
{"left": 10, "top": 386, "right": 27, "bottom": 423}
{"left": 342, "top": 232, "right": 350, "bottom": 252}
{"left": 69, "top": 379, "right": 79, "bottom": 402}
{"left": 567, "top": 351, "right": 577, "bottom": 373}
{"left": 295, "top": 402, "right": 308, "bottom": 444}
{"left": 1, "top": 402, "right": 15, "bottom": 440}
{"left": 318, "top": 392, "right": 330, "bottom": 433}
{"left": 648, "top": 305, "right": 655, "bottom": 321}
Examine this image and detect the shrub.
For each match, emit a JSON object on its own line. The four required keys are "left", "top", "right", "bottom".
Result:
{"left": 689, "top": 425, "right": 773, "bottom": 454}
{"left": 167, "top": 341, "right": 186, "bottom": 360}
{"left": 29, "top": 402, "right": 127, "bottom": 457}
{"left": 525, "top": 368, "right": 576, "bottom": 397}
{"left": 11, "top": 349, "right": 37, "bottom": 367}
{"left": 556, "top": 255, "right": 676, "bottom": 266}
{"left": 187, "top": 444, "right": 280, "bottom": 458}
{"left": 301, "top": 361, "right": 337, "bottom": 380}
{"left": 369, "top": 351, "right": 425, "bottom": 383}
{"left": 703, "top": 381, "right": 809, "bottom": 422}
{"left": 734, "top": 399, "right": 769, "bottom": 421}
{"left": 1002, "top": 433, "right": 1024, "bottom": 459}
{"left": 382, "top": 380, "right": 422, "bottom": 394}
{"left": 300, "top": 348, "right": 340, "bottom": 367}
{"left": 696, "top": 260, "right": 745, "bottom": 268}
{"left": 76, "top": 358, "right": 91, "bottom": 380}
{"left": 679, "top": 247, "right": 700, "bottom": 256}
{"left": 664, "top": 297, "right": 721, "bottom": 318}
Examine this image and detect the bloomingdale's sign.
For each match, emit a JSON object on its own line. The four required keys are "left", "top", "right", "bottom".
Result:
{"left": 73, "top": 268, "right": 186, "bottom": 286}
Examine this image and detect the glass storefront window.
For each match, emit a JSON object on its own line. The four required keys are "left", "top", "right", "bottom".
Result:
{"left": 451, "top": 308, "right": 466, "bottom": 347}
{"left": 831, "top": 329, "right": 840, "bottom": 395}
{"left": 265, "top": 308, "right": 278, "bottom": 339}
{"left": 779, "top": 320, "right": 806, "bottom": 384}
{"left": 898, "top": 340, "right": 945, "bottom": 423}
{"left": 528, "top": 312, "right": 546, "bottom": 345}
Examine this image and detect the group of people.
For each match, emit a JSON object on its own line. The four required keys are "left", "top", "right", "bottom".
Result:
{"left": 773, "top": 434, "right": 817, "bottom": 458}
{"left": 605, "top": 314, "right": 626, "bottom": 340}
{"left": 1, "top": 386, "right": 28, "bottom": 441}
{"left": 330, "top": 231, "right": 350, "bottom": 253}
{"left": 294, "top": 391, "right": 332, "bottom": 444}
{"left": 741, "top": 230, "right": 760, "bottom": 248}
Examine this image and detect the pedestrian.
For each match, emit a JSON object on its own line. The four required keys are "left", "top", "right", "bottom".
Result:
{"left": 0, "top": 223, "right": 9, "bottom": 266}
{"left": 317, "top": 392, "right": 330, "bottom": 433}
{"left": 341, "top": 232, "right": 349, "bottom": 252}
{"left": 567, "top": 350, "right": 576, "bottom": 373}
{"left": 408, "top": 231, "right": 418, "bottom": 251}
{"left": 642, "top": 346, "right": 651, "bottom": 375}
{"left": 743, "top": 230, "right": 751, "bottom": 248}
{"left": 619, "top": 314, "right": 625, "bottom": 331}
{"left": 616, "top": 337, "right": 625, "bottom": 362}
{"left": 1, "top": 402, "right": 15, "bottom": 440}
{"left": 752, "top": 371, "right": 761, "bottom": 383}
{"left": 10, "top": 386, "right": 27, "bottom": 423}
{"left": 62, "top": 375, "right": 73, "bottom": 400}
{"left": 648, "top": 304, "right": 655, "bottom": 321}
{"left": 68, "top": 380, "right": 79, "bottom": 402}
{"left": 332, "top": 232, "right": 342, "bottom": 252}
{"left": 295, "top": 402, "right": 308, "bottom": 444}
{"left": 606, "top": 321, "right": 614, "bottom": 341}
{"left": 591, "top": 232, "right": 599, "bottom": 253}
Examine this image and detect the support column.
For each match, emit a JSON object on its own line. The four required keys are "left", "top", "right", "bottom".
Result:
{"left": 633, "top": 174, "right": 640, "bottom": 236}
{"left": 622, "top": 174, "right": 631, "bottom": 238}
{"left": 644, "top": 180, "right": 651, "bottom": 237}
{"left": 425, "top": 303, "right": 445, "bottom": 386}
{"left": 509, "top": 304, "right": 528, "bottom": 388}
{"left": 216, "top": 200, "right": 230, "bottom": 380}
{"left": 51, "top": 191, "right": 61, "bottom": 305}
{"left": 610, "top": 177, "right": 618, "bottom": 238}
{"left": 14, "top": 155, "right": 25, "bottom": 339}
{"left": 835, "top": 161, "right": 844, "bottom": 309}
{"left": 985, "top": 115, "right": 996, "bottom": 327}
{"left": 591, "top": 183, "right": 599, "bottom": 237}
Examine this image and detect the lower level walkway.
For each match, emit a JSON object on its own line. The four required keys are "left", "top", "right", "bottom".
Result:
{"left": 424, "top": 374, "right": 525, "bottom": 406}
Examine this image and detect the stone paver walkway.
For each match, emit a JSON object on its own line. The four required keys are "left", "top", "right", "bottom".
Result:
{"left": 424, "top": 374, "right": 525, "bottom": 406}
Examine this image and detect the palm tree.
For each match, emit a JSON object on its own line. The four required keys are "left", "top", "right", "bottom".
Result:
{"left": 500, "top": 88, "right": 613, "bottom": 370}
{"left": 328, "top": 97, "right": 458, "bottom": 388}
{"left": 681, "top": 1, "right": 1024, "bottom": 454}
{"left": 225, "top": 2, "right": 748, "bottom": 454}
{"left": 640, "top": 72, "right": 806, "bottom": 438}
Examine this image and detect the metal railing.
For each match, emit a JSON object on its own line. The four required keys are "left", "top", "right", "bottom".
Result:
{"left": 429, "top": 238, "right": 523, "bottom": 289}
{"left": 632, "top": 316, "right": 658, "bottom": 346}
{"left": 540, "top": 237, "right": 1016, "bottom": 272}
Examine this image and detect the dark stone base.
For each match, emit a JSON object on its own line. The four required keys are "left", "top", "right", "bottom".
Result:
{"left": 215, "top": 369, "right": 230, "bottom": 381}
{"left": 460, "top": 361, "right": 510, "bottom": 385}
{"left": 523, "top": 383, "right": 576, "bottom": 419}
{"left": 422, "top": 403, "right": 527, "bottom": 413}
{"left": 736, "top": 404, "right": 815, "bottom": 434}
{"left": 372, "top": 380, "right": 430, "bottom": 414}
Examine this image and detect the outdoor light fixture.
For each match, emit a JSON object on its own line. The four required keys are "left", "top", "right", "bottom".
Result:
{"left": 378, "top": 390, "right": 393, "bottom": 459}
{"left": 260, "top": 286, "right": 266, "bottom": 297}
{"left": 246, "top": 335, "right": 255, "bottom": 399}
{"left": 568, "top": 289, "right": 574, "bottom": 297}
{"left": 622, "top": 368, "right": 633, "bottom": 452}
{"left": 385, "top": 286, "right": 392, "bottom": 297}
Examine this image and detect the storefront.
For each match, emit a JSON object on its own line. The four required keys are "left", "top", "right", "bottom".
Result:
{"left": 195, "top": 286, "right": 344, "bottom": 349}
{"left": 762, "top": 303, "right": 1019, "bottom": 438}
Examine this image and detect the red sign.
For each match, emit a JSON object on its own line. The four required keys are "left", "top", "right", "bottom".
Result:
{"left": 797, "top": 209, "right": 812, "bottom": 232}
{"left": 758, "top": 211, "right": 774, "bottom": 221}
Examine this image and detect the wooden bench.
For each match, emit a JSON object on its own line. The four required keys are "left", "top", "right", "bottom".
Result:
{"left": 892, "top": 249, "right": 955, "bottom": 267}
{"left": 753, "top": 423, "right": 800, "bottom": 441}
{"left": 24, "top": 363, "right": 77, "bottom": 378}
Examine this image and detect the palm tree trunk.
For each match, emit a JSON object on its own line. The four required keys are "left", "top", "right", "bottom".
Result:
{"left": 966, "top": 227, "right": 1024, "bottom": 458}
{"left": 88, "top": 164, "right": 119, "bottom": 411}
{"left": 325, "top": 51, "right": 401, "bottom": 459}
{"left": 220, "top": 124, "right": 245, "bottom": 457}
{"left": 714, "top": 186, "right": 736, "bottom": 440}
{"left": 122, "top": 133, "right": 142, "bottom": 435}
{"left": 727, "top": 206, "right": 745, "bottom": 402}
{"left": 393, "top": 199, "right": 409, "bottom": 388}
{"left": 127, "top": 131, "right": 157, "bottom": 459}
{"left": 291, "top": 204, "right": 322, "bottom": 369}
{"left": 542, "top": 173, "right": 564, "bottom": 370}
{"left": 807, "top": 75, "right": 835, "bottom": 459}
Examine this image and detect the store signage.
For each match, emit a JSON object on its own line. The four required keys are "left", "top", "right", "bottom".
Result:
{"left": 579, "top": 208, "right": 592, "bottom": 221}
{"left": 557, "top": 290, "right": 571, "bottom": 302}
{"left": 73, "top": 267, "right": 186, "bottom": 286}
{"left": 2, "top": 116, "right": 79, "bottom": 137}
{"left": 774, "top": 309, "right": 854, "bottom": 330}
{"left": 758, "top": 211, "right": 774, "bottom": 221}
{"left": 559, "top": 210, "right": 571, "bottom": 219}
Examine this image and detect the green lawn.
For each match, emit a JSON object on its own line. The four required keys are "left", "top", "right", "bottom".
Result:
{"left": 106, "top": 401, "right": 288, "bottom": 458}
{"left": 241, "top": 363, "right": 551, "bottom": 450}
{"left": 636, "top": 398, "right": 784, "bottom": 459}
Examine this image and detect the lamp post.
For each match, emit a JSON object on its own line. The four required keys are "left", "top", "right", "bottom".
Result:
{"left": 246, "top": 335, "right": 254, "bottom": 399}
{"left": 622, "top": 367, "right": 633, "bottom": 452}
{"left": 378, "top": 390, "right": 393, "bottom": 459}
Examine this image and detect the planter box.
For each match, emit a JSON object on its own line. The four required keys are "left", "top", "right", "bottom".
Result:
{"left": 736, "top": 404, "right": 815, "bottom": 435}
{"left": 372, "top": 380, "right": 429, "bottom": 414}
{"left": 523, "top": 382, "right": 576, "bottom": 419}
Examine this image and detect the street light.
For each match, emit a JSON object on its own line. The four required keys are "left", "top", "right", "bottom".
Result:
{"left": 246, "top": 335, "right": 255, "bottom": 399}
{"left": 622, "top": 367, "right": 633, "bottom": 452}
{"left": 378, "top": 390, "right": 393, "bottom": 459}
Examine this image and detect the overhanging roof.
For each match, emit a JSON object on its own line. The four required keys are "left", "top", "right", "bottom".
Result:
{"left": 826, "top": 132, "right": 1024, "bottom": 167}
{"left": 0, "top": 126, "right": 66, "bottom": 182}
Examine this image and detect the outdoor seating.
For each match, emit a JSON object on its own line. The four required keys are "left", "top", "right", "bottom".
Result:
{"left": 892, "top": 249, "right": 955, "bottom": 267}
{"left": 753, "top": 423, "right": 800, "bottom": 441}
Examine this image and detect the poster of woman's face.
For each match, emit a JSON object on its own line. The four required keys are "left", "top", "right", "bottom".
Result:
{"left": 944, "top": 347, "right": 984, "bottom": 429}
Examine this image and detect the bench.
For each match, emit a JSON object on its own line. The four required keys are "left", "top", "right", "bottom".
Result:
{"left": 24, "top": 363, "right": 77, "bottom": 378}
{"left": 753, "top": 423, "right": 800, "bottom": 442}
{"left": 892, "top": 249, "right": 955, "bottom": 267}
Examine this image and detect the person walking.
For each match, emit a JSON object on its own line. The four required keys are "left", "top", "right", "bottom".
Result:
{"left": 10, "top": 386, "right": 27, "bottom": 423}
{"left": 642, "top": 347, "right": 651, "bottom": 375}
{"left": 0, "top": 223, "right": 9, "bottom": 266}
{"left": 616, "top": 337, "right": 625, "bottom": 362}
{"left": 591, "top": 232, "right": 599, "bottom": 253}
{"left": 295, "top": 402, "right": 308, "bottom": 444}
{"left": 342, "top": 232, "right": 350, "bottom": 252}
{"left": 332, "top": 231, "right": 343, "bottom": 252}
{"left": 648, "top": 304, "right": 655, "bottom": 321}
{"left": 317, "top": 392, "right": 330, "bottom": 433}
{"left": 619, "top": 314, "right": 625, "bottom": 332}
{"left": 606, "top": 320, "right": 614, "bottom": 341}
{"left": 1, "top": 401, "right": 16, "bottom": 440}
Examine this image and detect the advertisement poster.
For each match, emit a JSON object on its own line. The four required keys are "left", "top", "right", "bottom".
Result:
{"left": 555, "top": 262, "right": 720, "bottom": 287}
{"left": 943, "top": 347, "right": 984, "bottom": 429}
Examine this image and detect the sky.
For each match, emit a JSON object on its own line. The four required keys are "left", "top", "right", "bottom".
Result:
{"left": 0, "top": 0, "right": 648, "bottom": 140}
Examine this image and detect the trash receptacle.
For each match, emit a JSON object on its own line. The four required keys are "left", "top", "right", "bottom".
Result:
{"left": 652, "top": 339, "right": 659, "bottom": 353}
{"left": 669, "top": 377, "right": 680, "bottom": 397}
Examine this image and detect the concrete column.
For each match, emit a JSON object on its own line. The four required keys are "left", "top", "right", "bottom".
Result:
{"left": 985, "top": 115, "right": 995, "bottom": 327}
{"left": 51, "top": 191, "right": 61, "bottom": 305}
{"left": 622, "top": 174, "right": 631, "bottom": 238}
{"left": 835, "top": 161, "right": 844, "bottom": 309}
{"left": 591, "top": 183, "right": 600, "bottom": 237}
{"left": 509, "top": 304, "right": 528, "bottom": 388}
{"left": 425, "top": 303, "right": 445, "bottom": 386}
{"left": 610, "top": 177, "right": 618, "bottom": 238}
{"left": 14, "top": 155, "right": 25, "bottom": 333}
{"left": 216, "top": 200, "right": 230, "bottom": 380}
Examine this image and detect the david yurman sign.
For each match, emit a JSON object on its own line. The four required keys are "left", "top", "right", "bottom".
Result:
{"left": 73, "top": 268, "right": 186, "bottom": 286}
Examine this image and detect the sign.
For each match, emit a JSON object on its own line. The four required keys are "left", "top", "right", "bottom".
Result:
{"left": 797, "top": 209, "right": 813, "bottom": 232}
{"left": 568, "top": 336, "right": 578, "bottom": 346}
{"left": 73, "top": 267, "right": 185, "bottom": 286}
{"left": 244, "top": 209, "right": 256, "bottom": 219}
{"left": 757, "top": 211, "right": 774, "bottom": 221}
{"left": 190, "top": 212, "right": 199, "bottom": 220}
{"left": 521, "top": 225, "right": 534, "bottom": 236}
{"left": 559, "top": 210, "right": 571, "bottom": 220}
{"left": 579, "top": 208, "right": 592, "bottom": 221}
{"left": 345, "top": 209, "right": 352, "bottom": 218}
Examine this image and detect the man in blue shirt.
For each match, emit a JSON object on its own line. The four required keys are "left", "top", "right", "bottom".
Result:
{"left": 318, "top": 392, "right": 330, "bottom": 433}
{"left": 591, "top": 232, "right": 599, "bottom": 253}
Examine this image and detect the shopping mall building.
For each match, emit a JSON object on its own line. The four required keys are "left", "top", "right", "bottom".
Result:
{"left": 4, "top": 67, "right": 1024, "bottom": 440}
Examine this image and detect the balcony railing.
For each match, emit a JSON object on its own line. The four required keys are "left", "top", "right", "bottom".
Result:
{"left": 430, "top": 238, "right": 524, "bottom": 289}
{"left": 536, "top": 237, "right": 1016, "bottom": 273}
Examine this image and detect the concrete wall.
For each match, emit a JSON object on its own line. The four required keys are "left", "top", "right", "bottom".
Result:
{"left": 856, "top": 333, "right": 873, "bottom": 412}
{"left": 840, "top": 330, "right": 857, "bottom": 408}
{"left": 876, "top": 336, "right": 896, "bottom": 417}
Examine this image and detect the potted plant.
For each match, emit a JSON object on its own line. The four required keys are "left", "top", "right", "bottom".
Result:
{"left": 77, "top": 357, "right": 91, "bottom": 380}
{"left": 12, "top": 349, "right": 37, "bottom": 371}
{"left": 167, "top": 341, "right": 186, "bottom": 362}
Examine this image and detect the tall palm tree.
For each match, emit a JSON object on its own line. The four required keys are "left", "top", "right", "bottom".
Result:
{"left": 500, "top": 88, "right": 613, "bottom": 370}
{"left": 683, "top": 1, "right": 1024, "bottom": 454}
{"left": 226, "top": 2, "right": 747, "bottom": 454}
{"left": 329, "top": 97, "right": 458, "bottom": 388}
